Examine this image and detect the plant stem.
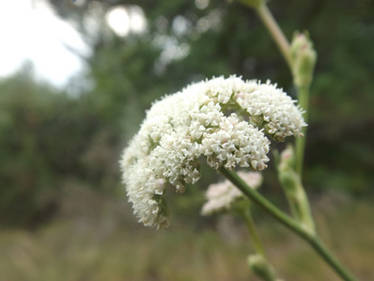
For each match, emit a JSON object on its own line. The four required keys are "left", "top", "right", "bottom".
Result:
{"left": 255, "top": 4, "right": 292, "bottom": 68}
{"left": 221, "top": 167, "right": 311, "bottom": 237}
{"left": 295, "top": 84, "right": 310, "bottom": 175}
{"left": 255, "top": 2, "right": 310, "bottom": 176}
{"left": 278, "top": 170, "right": 315, "bottom": 233}
{"left": 220, "top": 168, "right": 358, "bottom": 281}
{"left": 237, "top": 2, "right": 356, "bottom": 281}
{"left": 307, "top": 237, "right": 357, "bottom": 281}
{"left": 242, "top": 208, "right": 265, "bottom": 256}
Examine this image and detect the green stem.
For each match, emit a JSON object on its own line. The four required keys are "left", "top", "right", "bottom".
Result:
{"left": 308, "top": 237, "right": 357, "bottom": 281}
{"left": 220, "top": 168, "right": 358, "bottom": 281}
{"left": 295, "top": 84, "right": 310, "bottom": 175}
{"left": 279, "top": 170, "right": 315, "bottom": 233}
{"left": 289, "top": 180, "right": 315, "bottom": 232}
{"left": 236, "top": 2, "right": 355, "bottom": 281}
{"left": 242, "top": 208, "right": 265, "bottom": 256}
{"left": 255, "top": 2, "right": 310, "bottom": 177}
{"left": 255, "top": 4, "right": 292, "bottom": 68}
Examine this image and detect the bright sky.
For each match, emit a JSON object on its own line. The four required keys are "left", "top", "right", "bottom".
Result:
{"left": 0, "top": 0, "right": 90, "bottom": 87}
{"left": 106, "top": 5, "right": 146, "bottom": 37}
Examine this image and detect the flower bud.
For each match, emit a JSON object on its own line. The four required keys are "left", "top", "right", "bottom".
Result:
{"left": 277, "top": 145, "right": 315, "bottom": 233}
{"left": 290, "top": 32, "right": 317, "bottom": 87}
{"left": 278, "top": 145, "right": 295, "bottom": 172}
{"left": 277, "top": 145, "right": 301, "bottom": 203}
{"left": 248, "top": 254, "right": 278, "bottom": 281}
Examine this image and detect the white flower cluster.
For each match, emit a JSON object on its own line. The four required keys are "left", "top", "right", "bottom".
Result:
{"left": 201, "top": 171, "right": 263, "bottom": 216}
{"left": 121, "top": 76, "right": 306, "bottom": 228}
{"left": 235, "top": 82, "right": 306, "bottom": 140}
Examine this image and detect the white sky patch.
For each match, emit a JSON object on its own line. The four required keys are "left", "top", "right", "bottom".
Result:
{"left": 0, "top": 0, "right": 90, "bottom": 87}
{"left": 106, "top": 5, "right": 147, "bottom": 37}
{"left": 128, "top": 6, "right": 147, "bottom": 33}
{"left": 106, "top": 6, "right": 130, "bottom": 36}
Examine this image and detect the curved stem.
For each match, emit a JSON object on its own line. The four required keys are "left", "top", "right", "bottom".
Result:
{"left": 221, "top": 168, "right": 311, "bottom": 238}
{"left": 255, "top": 4, "right": 292, "bottom": 68}
{"left": 236, "top": 2, "right": 355, "bottom": 281}
{"left": 220, "top": 168, "right": 358, "bottom": 281}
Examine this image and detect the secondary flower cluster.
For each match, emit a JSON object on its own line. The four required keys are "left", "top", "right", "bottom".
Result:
{"left": 121, "top": 76, "right": 306, "bottom": 228}
{"left": 201, "top": 171, "right": 263, "bottom": 216}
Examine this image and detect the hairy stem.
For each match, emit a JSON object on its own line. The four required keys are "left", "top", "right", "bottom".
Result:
{"left": 220, "top": 168, "right": 358, "bottom": 281}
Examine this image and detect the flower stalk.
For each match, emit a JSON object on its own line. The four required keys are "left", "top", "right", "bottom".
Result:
{"left": 255, "top": 3, "right": 292, "bottom": 68}
{"left": 250, "top": 3, "right": 316, "bottom": 228}
{"left": 242, "top": 207, "right": 265, "bottom": 256}
{"left": 234, "top": 2, "right": 358, "bottom": 280}
{"left": 290, "top": 32, "right": 316, "bottom": 175}
{"left": 244, "top": 210, "right": 281, "bottom": 281}
{"left": 234, "top": 198, "right": 281, "bottom": 281}
{"left": 249, "top": 1, "right": 316, "bottom": 176}
{"left": 220, "top": 168, "right": 357, "bottom": 281}
{"left": 294, "top": 84, "right": 309, "bottom": 175}
{"left": 234, "top": 201, "right": 265, "bottom": 256}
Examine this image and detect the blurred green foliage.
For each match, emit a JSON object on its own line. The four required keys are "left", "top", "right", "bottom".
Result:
{"left": 0, "top": 0, "right": 373, "bottom": 227}
{"left": 0, "top": 68, "right": 121, "bottom": 227}
{"left": 49, "top": 0, "right": 374, "bottom": 193}
{"left": 1, "top": 193, "right": 373, "bottom": 281}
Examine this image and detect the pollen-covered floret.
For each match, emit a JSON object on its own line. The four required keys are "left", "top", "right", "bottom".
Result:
{"left": 120, "top": 76, "right": 306, "bottom": 228}
{"left": 201, "top": 171, "right": 263, "bottom": 216}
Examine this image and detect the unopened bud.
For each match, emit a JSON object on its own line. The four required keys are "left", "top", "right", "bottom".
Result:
{"left": 277, "top": 145, "right": 300, "bottom": 199}
{"left": 290, "top": 32, "right": 317, "bottom": 87}
{"left": 277, "top": 146, "right": 315, "bottom": 233}
{"left": 248, "top": 254, "right": 278, "bottom": 281}
{"left": 278, "top": 145, "right": 295, "bottom": 172}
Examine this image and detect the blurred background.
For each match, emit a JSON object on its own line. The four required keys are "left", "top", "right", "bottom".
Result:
{"left": 0, "top": 0, "right": 373, "bottom": 280}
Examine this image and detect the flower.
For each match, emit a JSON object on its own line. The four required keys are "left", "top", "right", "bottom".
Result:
{"left": 201, "top": 171, "right": 263, "bottom": 216}
{"left": 120, "top": 76, "right": 306, "bottom": 228}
